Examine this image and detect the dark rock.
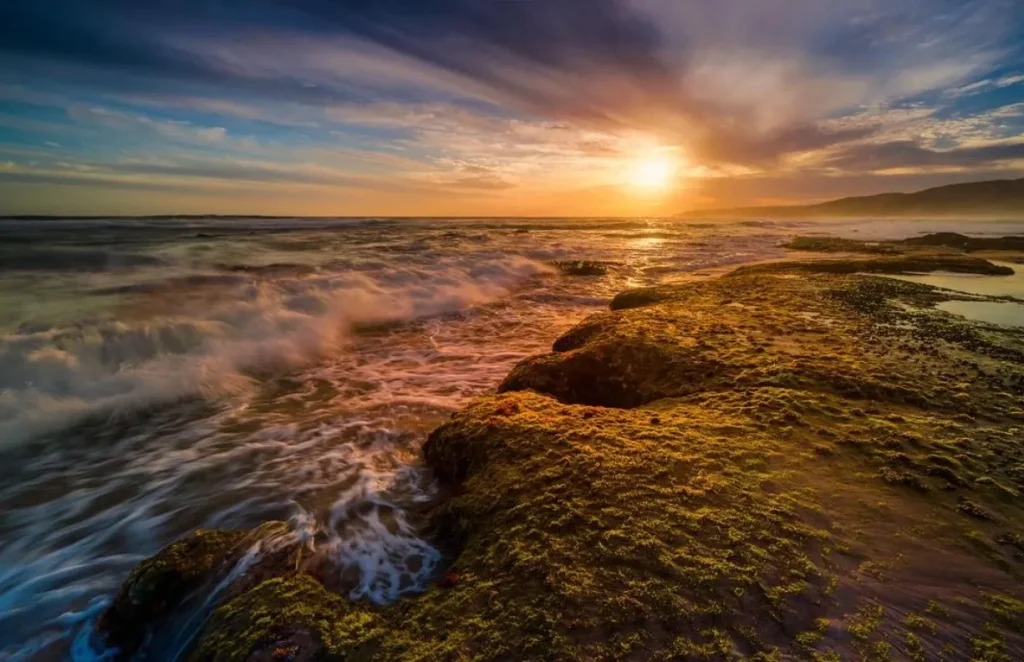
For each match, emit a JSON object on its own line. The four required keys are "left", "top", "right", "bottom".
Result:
{"left": 550, "top": 260, "right": 615, "bottom": 276}
{"left": 732, "top": 255, "right": 1014, "bottom": 276}
{"left": 901, "top": 233, "right": 1024, "bottom": 251}
{"left": 97, "top": 522, "right": 295, "bottom": 660}
{"left": 97, "top": 529, "right": 248, "bottom": 659}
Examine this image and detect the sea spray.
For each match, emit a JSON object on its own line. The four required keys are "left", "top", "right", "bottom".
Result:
{"left": 0, "top": 254, "right": 553, "bottom": 447}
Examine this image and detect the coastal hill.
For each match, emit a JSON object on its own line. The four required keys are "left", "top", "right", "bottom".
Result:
{"left": 685, "top": 177, "right": 1024, "bottom": 218}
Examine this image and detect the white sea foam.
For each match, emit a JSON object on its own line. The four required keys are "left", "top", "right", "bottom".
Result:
{"left": 0, "top": 254, "right": 552, "bottom": 447}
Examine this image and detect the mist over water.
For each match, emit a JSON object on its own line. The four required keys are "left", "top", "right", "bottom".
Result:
{"left": 0, "top": 215, "right": 923, "bottom": 658}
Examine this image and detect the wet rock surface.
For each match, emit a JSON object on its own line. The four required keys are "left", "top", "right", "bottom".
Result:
{"left": 785, "top": 232, "right": 1024, "bottom": 255}
{"left": 99, "top": 253, "right": 1024, "bottom": 661}
{"left": 550, "top": 260, "right": 619, "bottom": 276}
{"left": 96, "top": 529, "right": 249, "bottom": 659}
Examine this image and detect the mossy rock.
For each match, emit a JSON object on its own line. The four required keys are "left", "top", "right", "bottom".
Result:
{"left": 97, "top": 529, "right": 249, "bottom": 657}
{"left": 551, "top": 260, "right": 615, "bottom": 276}
{"left": 122, "top": 254, "right": 1024, "bottom": 660}
{"left": 733, "top": 255, "right": 1014, "bottom": 276}
{"left": 784, "top": 233, "right": 1024, "bottom": 254}
{"left": 900, "top": 232, "right": 1024, "bottom": 252}
{"left": 98, "top": 522, "right": 293, "bottom": 659}
{"left": 783, "top": 236, "right": 902, "bottom": 254}
{"left": 188, "top": 574, "right": 378, "bottom": 662}
{"left": 504, "top": 260, "right": 1019, "bottom": 411}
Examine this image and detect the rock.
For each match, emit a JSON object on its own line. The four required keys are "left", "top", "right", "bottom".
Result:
{"left": 783, "top": 236, "right": 902, "bottom": 254}
{"left": 732, "top": 254, "right": 1014, "bottom": 276}
{"left": 97, "top": 522, "right": 296, "bottom": 659}
{"left": 900, "top": 232, "right": 1024, "bottom": 251}
{"left": 97, "top": 529, "right": 249, "bottom": 659}
{"left": 784, "top": 232, "right": 1024, "bottom": 254}
{"left": 550, "top": 260, "right": 615, "bottom": 276}
{"left": 188, "top": 575, "right": 376, "bottom": 662}
{"left": 110, "top": 254, "right": 1024, "bottom": 661}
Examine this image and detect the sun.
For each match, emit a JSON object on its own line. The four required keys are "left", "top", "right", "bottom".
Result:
{"left": 628, "top": 153, "right": 677, "bottom": 193}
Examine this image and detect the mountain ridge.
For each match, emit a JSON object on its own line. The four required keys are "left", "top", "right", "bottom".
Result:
{"left": 685, "top": 176, "right": 1024, "bottom": 218}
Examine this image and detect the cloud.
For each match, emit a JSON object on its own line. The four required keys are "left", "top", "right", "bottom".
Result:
{"left": 816, "top": 139, "right": 1024, "bottom": 172}
{"left": 2, "top": 0, "right": 1024, "bottom": 213}
{"left": 6, "top": 2, "right": 1019, "bottom": 159}
{"left": 947, "top": 73, "right": 1024, "bottom": 98}
{"left": 0, "top": 141, "right": 435, "bottom": 192}
{"left": 66, "top": 104, "right": 233, "bottom": 145}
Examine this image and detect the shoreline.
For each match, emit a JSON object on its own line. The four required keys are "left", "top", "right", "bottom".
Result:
{"left": 88, "top": 246, "right": 1024, "bottom": 660}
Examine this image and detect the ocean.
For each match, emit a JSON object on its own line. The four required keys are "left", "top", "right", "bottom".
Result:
{"left": 1, "top": 216, "right": 1021, "bottom": 659}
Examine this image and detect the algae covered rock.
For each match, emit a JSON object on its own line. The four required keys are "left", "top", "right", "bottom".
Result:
{"left": 900, "top": 232, "right": 1024, "bottom": 251}
{"left": 732, "top": 254, "right": 1014, "bottom": 276}
{"left": 97, "top": 529, "right": 249, "bottom": 658}
{"left": 784, "top": 232, "right": 1024, "bottom": 254}
{"left": 188, "top": 574, "right": 378, "bottom": 662}
{"left": 110, "top": 253, "right": 1024, "bottom": 661}
{"left": 97, "top": 522, "right": 298, "bottom": 659}
{"left": 550, "top": 260, "right": 616, "bottom": 276}
{"left": 782, "top": 236, "right": 902, "bottom": 254}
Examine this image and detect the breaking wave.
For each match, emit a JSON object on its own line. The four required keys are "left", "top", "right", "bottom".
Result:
{"left": 0, "top": 254, "right": 552, "bottom": 447}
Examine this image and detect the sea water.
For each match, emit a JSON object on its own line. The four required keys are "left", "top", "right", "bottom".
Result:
{"left": 0, "top": 216, "right": 785, "bottom": 659}
{"left": 2, "top": 216, "right": 1022, "bottom": 658}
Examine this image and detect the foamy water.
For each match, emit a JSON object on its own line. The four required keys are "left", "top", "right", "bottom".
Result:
{"left": 0, "top": 215, "right": 902, "bottom": 658}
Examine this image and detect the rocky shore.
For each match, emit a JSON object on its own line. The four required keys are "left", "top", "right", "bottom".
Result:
{"left": 93, "top": 250, "right": 1024, "bottom": 661}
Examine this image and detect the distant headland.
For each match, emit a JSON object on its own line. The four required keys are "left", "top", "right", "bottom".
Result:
{"left": 684, "top": 177, "right": 1024, "bottom": 218}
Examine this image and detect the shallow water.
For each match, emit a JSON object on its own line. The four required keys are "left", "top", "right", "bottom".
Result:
{"left": 884, "top": 261, "right": 1024, "bottom": 327}
{"left": 883, "top": 261, "right": 1024, "bottom": 299}
{"left": 0, "top": 216, "right": 789, "bottom": 659}
{"left": 936, "top": 300, "right": 1024, "bottom": 327}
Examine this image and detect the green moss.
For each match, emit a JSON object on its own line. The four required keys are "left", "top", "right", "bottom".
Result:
{"left": 902, "top": 613, "right": 937, "bottom": 634}
{"left": 189, "top": 574, "right": 378, "bottom": 661}
{"left": 971, "top": 625, "right": 1010, "bottom": 662}
{"left": 903, "top": 632, "right": 927, "bottom": 662}
{"left": 796, "top": 629, "right": 825, "bottom": 647}
{"left": 879, "top": 467, "right": 929, "bottom": 492}
{"left": 925, "top": 601, "right": 951, "bottom": 617}
{"left": 862, "top": 640, "right": 893, "bottom": 661}
{"left": 983, "top": 593, "right": 1024, "bottom": 631}
{"left": 847, "top": 605, "right": 885, "bottom": 641}
{"left": 98, "top": 529, "right": 250, "bottom": 657}
{"left": 419, "top": 390, "right": 836, "bottom": 659}
{"left": 732, "top": 255, "right": 1014, "bottom": 277}
{"left": 784, "top": 236, "right": 902, "bottom": 254}
{"left": 122, "top": 254, "right": 1024, "bottom": 661}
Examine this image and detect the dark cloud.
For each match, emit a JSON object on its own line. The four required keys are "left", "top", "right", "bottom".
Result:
{"left": 694, "top": 124, "right": 877, "bottom": 167}
{"left": 0, "top": 1, "right": 678, "bottom": 118}
{"left": 0, "top": 170, "right": 201, "bottom": 193}
{"left": 0, "top": 160, "right": 410, "bottom": 192}
{"left": 2, "top": 0, "right": 1022, "bottom": 171}
{"left": 0, "top": 4, "right": 214, "bottom": 82}
{"left": 820, "top": 140, "right": 1024, "bottom": 171}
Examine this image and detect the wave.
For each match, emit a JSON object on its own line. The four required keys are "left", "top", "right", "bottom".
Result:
{"left": 0, "top": 248, "right": 166, "bottom": 272}
{"left": 0, "top": 254, "right": 553, "bottom": 447}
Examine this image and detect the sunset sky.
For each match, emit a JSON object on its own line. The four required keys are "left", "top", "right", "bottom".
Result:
{"left": 1, "top": 0, "right": 1024, "bottom": 217}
